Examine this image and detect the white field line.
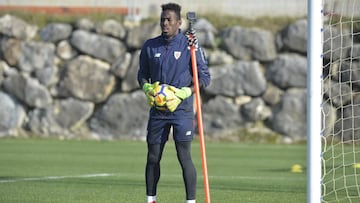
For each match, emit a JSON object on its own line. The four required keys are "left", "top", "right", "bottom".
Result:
{"left": 0, "top": 173, "right": 115, "bottom": 183}
{"left": 0, "top": 172, "right": 305, "bottom": 184}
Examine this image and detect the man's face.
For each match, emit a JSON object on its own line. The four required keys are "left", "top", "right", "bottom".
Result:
{"left": 160, "top": 10, "right": 181, "bottom": 39}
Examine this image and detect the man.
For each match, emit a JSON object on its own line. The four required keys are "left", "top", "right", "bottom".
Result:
{"left": 137, "top": 3, "right": 210, "bottom": 203}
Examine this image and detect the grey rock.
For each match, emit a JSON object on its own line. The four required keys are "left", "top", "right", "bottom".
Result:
{"left": 90, "top": 90, "right": 148, "bottom": 140}
{"left": 34, "top": 65, "right": 59, "bottom": 87}
{"left": 321, "top": 103, "right": 337, "bottom": 138}
{"left": 262, "top": 83, "right": 284, "bottom": 106}
{"left": 56, "top": 40, "right": 78, "bottom": 60}
{"left": 207, "top": 50, "right": 234, "bottom": 66}
{"left": 57, "top": 55, "right": 115, "bottom": 103}
{"left": 322, "top": 79, "right": 352, "bottom": 108}
{"left": 271, "top": 88, "right": 307, "bottom": 139}
{"left": 339, "top": 60, "right": 360, "bottom": 91}
{"left": 111, "top": 52, "right": 132, "bottom": 78}
{"left": 323, "top": 25, "right": 352, "bottom": 61}
{"left": 333, "top": 93, "right": 360, "bottom": 141}
{"left": 18, "top": 41, "right": 56, "bottom": 72}
{"left": 0, "top": 91, "right": 26, "bottom": 136}
{"left": 3, "top": 73, "right": 52, "bottom": 108}
{"left": 70, "top": 30, "right": 127, "bottom": 63}
{"left": 126, "top": 22, "right": 161, "bottom": 49}
{"left": 203, "top": 95, "right": 243, "bottom": 135}
{"left": 349, "top": 43, "right": 360, "bottom": 61}
{"left": 121, "top": 50, "right": 140, "bottom": 92}
{"left": 0, "top": 37, "right": 22, "bottom": 67}
{"left": 39, "top": 23, "right": 73, "bottom": 43}
{"left": 193, "top": 18, "right": 218, "bottom": 34}
{"left": 241, "top": 97, "right": 271, "bottom": 122}
{"left": 221, "top": 26, "right": 277, "bottom": 61}
{"left": 277, "top": 19, "right": 307, "bottom": 54}
{"left": 266, "top": 53, "right": 307, "bottom": 89}
{"left": 0, "top": 14, "right": 37, "bottom": 40}
{"left": 74, "top": 18, "right": 95, "bottom": 31}
{"left": 28, "top": 98, "right": 94, "bottom": 137}
{"left": 0, "top": 60, "right": 10, "bottom": 84}
{"left": 95, "top": 19, "right": 127, "bottom": 39}
{"left": 192, "top": 18, "right": 218, "bottom": 48}
{"left": 196, "top": 31, "right": 217, "bottom": 49}
{"left": 206, "top": 61, "right": 267, "bottom": 97}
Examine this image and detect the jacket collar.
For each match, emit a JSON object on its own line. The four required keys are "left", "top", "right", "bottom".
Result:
{"left": 161, "top": 29, "right": 182, "bottom": 44}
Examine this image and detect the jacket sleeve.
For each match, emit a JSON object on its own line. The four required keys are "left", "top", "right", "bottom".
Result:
{"left": 195, "top": 47, "right": 211, "bottom": 88}
{"left": 137, "top": 44, "right": 150, "bottom": 87}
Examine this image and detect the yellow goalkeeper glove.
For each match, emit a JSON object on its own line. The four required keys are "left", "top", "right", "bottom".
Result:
{"left": 168, "top": 86, "right": 192, "bottom": 100}
{"left": 166, "top": 86, "right": 192, "bottom": 112}
{"left": 166, "top": 94, "right": 181, "bottom": 112}
{"left": 142, "top": 82, "right": 159, "bottom": 107}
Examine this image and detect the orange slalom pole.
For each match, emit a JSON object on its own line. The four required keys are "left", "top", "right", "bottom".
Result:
{"left": 190, "top": 41, "right": 211, "bottom": 203}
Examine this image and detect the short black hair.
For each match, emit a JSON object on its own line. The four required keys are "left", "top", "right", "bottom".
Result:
{"left": 161, "top": 3, "right": 181, "bottom": 20}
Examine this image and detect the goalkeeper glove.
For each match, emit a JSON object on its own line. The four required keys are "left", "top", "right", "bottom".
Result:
{"left": 166, "top": 86, "right": 192, "bottom": 112}
{"left": 142, "top": 82, "right": 159, "bottom": 107}
{"left": 165, "top": 94, "right": 182, "bottom": 112}
{"left": 185, "top": 29, "right": 198, "bottom": 50}
{"left": 168, "top": 86, "right": 192, "bottom": 100}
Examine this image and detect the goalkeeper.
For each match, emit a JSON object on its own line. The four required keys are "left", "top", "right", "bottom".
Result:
{"left": 137, "top": 3, "right": 210, "bottom": 203}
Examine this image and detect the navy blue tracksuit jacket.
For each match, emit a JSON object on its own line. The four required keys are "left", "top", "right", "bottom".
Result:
{"left": 138, "top": 30, "right": 211, "bottom": 119}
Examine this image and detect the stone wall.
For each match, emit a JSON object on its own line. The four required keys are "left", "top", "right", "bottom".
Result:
{"left": 0, "top": 14, "right": 359, "bottom": 142}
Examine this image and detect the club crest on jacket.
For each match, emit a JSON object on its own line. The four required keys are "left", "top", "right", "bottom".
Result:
{"left": 174, "top": 51, "right": 181, "bottom": 60}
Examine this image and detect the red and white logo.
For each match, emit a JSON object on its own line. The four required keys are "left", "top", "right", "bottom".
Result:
{"left": 174, "top": 51, "right": 181, "bottom": 60}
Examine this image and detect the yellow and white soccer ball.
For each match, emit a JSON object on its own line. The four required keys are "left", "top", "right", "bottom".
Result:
{"left": 153, "top": 84, "right": 175, "bottom": 111}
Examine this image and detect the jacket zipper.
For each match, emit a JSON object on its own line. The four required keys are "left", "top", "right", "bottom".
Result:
{"left": 161, "top": 42, "right": 170, "bottom": 83}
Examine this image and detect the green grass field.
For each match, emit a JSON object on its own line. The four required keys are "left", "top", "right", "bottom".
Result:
{"left": 0, "top": 138, "right": 307, "bottom": 203}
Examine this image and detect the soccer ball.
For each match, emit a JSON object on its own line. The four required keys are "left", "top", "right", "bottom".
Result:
{"left": 153, "top": 84, "right": 174, "bottom": 111}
